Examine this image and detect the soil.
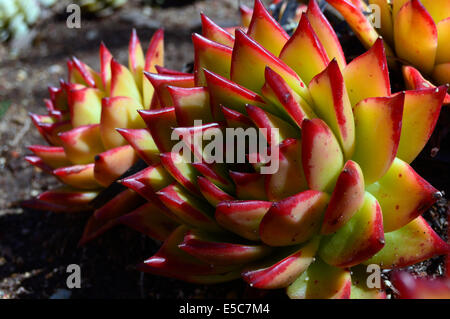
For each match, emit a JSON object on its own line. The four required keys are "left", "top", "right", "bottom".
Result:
{"left": 0, "top": 0, "right": 448, "bottom": 299}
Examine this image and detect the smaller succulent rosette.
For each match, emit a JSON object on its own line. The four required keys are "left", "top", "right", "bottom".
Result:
{"left": 24, "top": 28, "right": 165, "bottom": 214}
{"left": 324, "top": 0, "right": 450, "bottom": 99}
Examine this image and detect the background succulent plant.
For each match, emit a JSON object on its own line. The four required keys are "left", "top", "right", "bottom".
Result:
{"left": 324, "top": 0, "right": 450, "bottom": 93}
{"left": 0, "top": 0, "right": 56, "bottom": 42}
{"left": 23, "top": 0, "right": 449, "bottom": 298}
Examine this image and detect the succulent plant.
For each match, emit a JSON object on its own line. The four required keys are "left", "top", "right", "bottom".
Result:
{"left": 24, "top": 28, "right": 165, "bottom": 216}
{"left": 0, "top": 0, "right": 56, "bottom": 42}
{"left": 24, "top": 0, "right": 449, "bottom": 298}
{"left": 99, "top": 0, "right": 446, "bottom": 298}
{"left": 391, "top": 271, "right": 450, "bottom": 299}
{"left": 324, "top": 0, "right": 450, "bottom": 92}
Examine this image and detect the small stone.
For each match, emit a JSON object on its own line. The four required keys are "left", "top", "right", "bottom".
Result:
{"left": 48, "top": 64, "right": 63, "bottom": 74}
{"left": 16, "top": 70, "right": 27, "bottom": 82}
{"left": 86, "top": 30, "right": 99, "bottom": 41}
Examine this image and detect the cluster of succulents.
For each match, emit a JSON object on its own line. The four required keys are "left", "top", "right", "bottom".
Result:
{"left": 25, "top": 0, "right": 450, "bottom": 298}
{"left": 77, "top": 0, "right": 127, "bottom": 16}
{"left": 325, "top": 0, "right": 450, "bottom": 93}
{"left": 0, "top": 0, "right": 56, "bottom": 42}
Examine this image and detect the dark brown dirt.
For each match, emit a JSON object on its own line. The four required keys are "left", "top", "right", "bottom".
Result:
{"left": 0, "top": 0, "right": 448, "bottom": 299}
